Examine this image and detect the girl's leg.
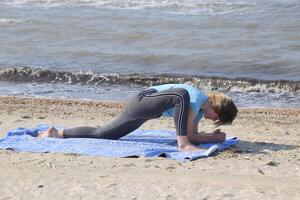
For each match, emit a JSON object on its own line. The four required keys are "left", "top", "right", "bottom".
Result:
{"left": 127, "top": 88, "right": 190, "bottom": 136}
{"left": 63, "top": 88, "right": 191, "bottom": 139}
{"left": 129, "top": 88, "right": 200, "bottom": 151}
{"left": 41, "top": 88, "right": 191, "bottom": 142}
{"left": 63, "top": 111, "right": 146, "bottom": 139}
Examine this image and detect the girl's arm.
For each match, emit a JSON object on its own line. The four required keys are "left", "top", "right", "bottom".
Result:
{"left": 187, "top": 109, "right": 226, "bottom": 144}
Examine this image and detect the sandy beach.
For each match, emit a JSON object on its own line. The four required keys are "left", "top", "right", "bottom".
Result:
{"left": 0, "top": 96, "right": 299, "bottom": 199}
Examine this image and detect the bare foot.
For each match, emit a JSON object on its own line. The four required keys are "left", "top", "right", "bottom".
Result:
{"left": 38, "top": 127, "right": 59, "bottom": 138}
{"left": 178, "top": 143, "right": 202, "bottom": 152}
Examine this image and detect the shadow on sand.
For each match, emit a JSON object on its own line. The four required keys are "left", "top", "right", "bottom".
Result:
{"left": 231, "top": 140, "right": 298, "bottom": 155}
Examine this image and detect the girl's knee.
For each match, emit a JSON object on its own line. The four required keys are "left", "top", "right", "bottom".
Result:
{"left": 173, "top": 88, "right": 190, "bottom": 102}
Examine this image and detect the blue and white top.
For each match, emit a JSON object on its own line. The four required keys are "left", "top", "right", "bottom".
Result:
{"left": 149, "top": 83, "right": 208, "bottom": 123}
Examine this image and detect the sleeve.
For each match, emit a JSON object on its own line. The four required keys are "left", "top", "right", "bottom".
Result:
{"left": 187, "top": 85, "right": 208, "bottom": 115}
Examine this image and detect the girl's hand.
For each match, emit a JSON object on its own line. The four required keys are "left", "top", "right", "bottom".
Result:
{"left": 213, "top": 129, "right": 226, "bottom": 143}
{"left": 213, "top": 129, "right": 221, "bottom": 134}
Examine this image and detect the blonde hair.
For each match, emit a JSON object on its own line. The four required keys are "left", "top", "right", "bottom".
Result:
{"left": 207, "top": 92, "right": 238, "bottom": 126}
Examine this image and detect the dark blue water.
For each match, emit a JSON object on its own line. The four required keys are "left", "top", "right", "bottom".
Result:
{"left": 0, "top": 0, "right": 299, "bottom": 108}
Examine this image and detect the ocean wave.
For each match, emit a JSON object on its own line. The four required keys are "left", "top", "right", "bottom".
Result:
{"left": 0, "top": 18, "right": 23, "bottom": 25}
{"left": 3, "top": 0, "right": 298, "bottom": 16}
{"left": 0, "top": 66, "right": 299, "bottom": 94}
{"left": 0, "top": 0, "right": 261, "bottom": 15}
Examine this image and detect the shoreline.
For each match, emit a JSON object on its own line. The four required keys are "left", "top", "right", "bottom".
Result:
{"left": 0, "top": 95, "right": 299, "bottom": 199}
{"left": 1, "top": 95, "right": 300, "bottom": 110}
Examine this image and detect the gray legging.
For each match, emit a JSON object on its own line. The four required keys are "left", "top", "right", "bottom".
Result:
{"left": 63, "top": 88, "right": 191, "bottom": 139}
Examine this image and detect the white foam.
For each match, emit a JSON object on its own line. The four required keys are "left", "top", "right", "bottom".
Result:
{"left": 0, "top": 18, "right": 23, "bottom": 25}
{"left": 0, "top": 0, "right": 261, "bottom": 15}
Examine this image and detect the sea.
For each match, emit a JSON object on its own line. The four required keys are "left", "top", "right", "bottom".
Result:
{"left": 0, "top": 0, "right": 299, "bottom": 108}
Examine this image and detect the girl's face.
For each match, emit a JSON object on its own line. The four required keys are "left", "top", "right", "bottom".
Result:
{"left": 204, "top": 107, "right": 219, "bottom": 121}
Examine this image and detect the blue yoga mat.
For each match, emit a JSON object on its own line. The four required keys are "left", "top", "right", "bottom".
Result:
{"left": 0, "top": 125, "right": 238, "bottom": 161}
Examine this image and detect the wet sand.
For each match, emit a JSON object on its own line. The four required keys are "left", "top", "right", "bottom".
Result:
{"left": 0, "top": 96, "right": 299, "bottom": 199}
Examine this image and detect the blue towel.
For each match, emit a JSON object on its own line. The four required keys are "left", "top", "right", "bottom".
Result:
{"left": 0, "top": 125, "right": 238, "bottom": 161}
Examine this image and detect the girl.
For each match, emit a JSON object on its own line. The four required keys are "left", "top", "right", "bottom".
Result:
{"left": 39, "top": 83, "right": 238, "bottom": 151}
